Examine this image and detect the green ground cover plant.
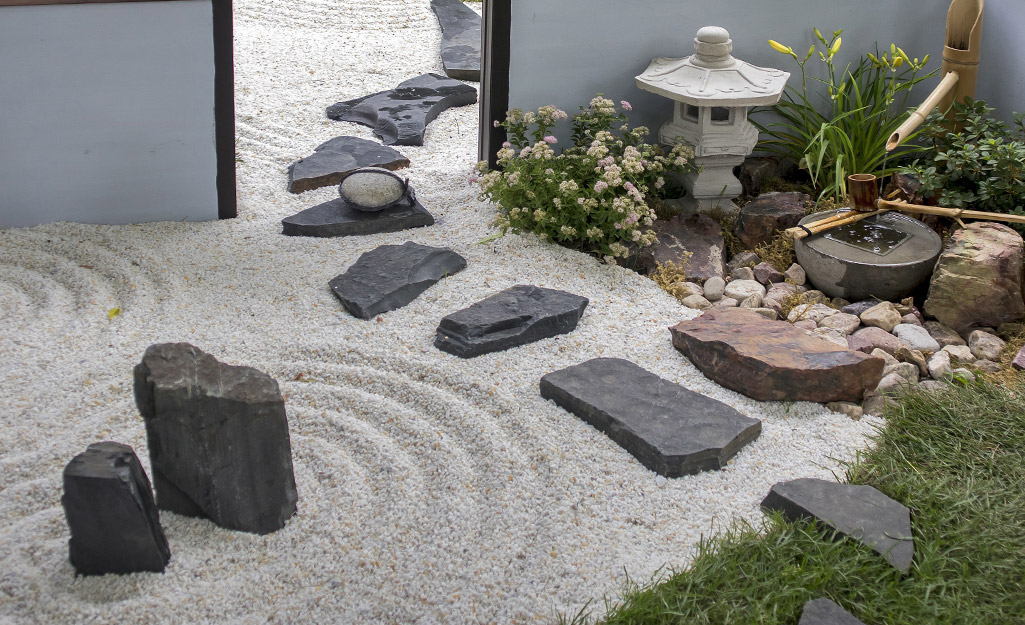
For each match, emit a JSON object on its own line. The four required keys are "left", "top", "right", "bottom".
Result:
{"left": 474, "top": 96, "right": 694, "bottom": 264}
{"left": 901, "top": 99, "right": 1025, "bottom": 225}
{"left": 752, "top": 29, "right": 934, "bottom": 202}
{"left": 564, "top": 379, "right": 1025, "bottom": 624}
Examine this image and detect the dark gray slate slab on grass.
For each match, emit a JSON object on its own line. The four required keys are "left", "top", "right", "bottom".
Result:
{"left": 62, "top": 442, "right": 171, "bottom": 575}
{"left": 540, "top": 358, "right": 761, "bottom": 476}
{"left": 330, "top": 241, "right": 467, "bottom": 319}
{"left": 798, "top": 598, "right": 867, "bottom": 625}
{"left": 430, "top": 0, "right": 481, "bottom": 81}
{"left": 326, "top": 73, "right": 477, "bottom": 146}
{"left": 287, "top": 136, "right": 409, "bottom": 194}
{"left": 282, "top": 195, "right": 434, "bottom": 237}
{"left": 435, "top": 285, "right": 587, "bottom": 357}
{"left": 761, "top": 478, "right": 913, "bottom": 573}
{"left": 134, "top": 343, "right": 298, "bottom": 535}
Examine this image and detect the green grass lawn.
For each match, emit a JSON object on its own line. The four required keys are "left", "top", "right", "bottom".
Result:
{"left": 569, "top": 379, "right": 1025, "bottom": 624}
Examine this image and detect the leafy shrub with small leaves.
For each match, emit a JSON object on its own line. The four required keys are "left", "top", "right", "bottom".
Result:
{"left": 901, "top": 99, "right": 1025, "bottom": 224}
{"left": 474, "top": 96, "right": 694, "bottom": 263}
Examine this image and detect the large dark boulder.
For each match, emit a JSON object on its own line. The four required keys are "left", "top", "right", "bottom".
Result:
{"left": 734, "top": 192, "right": 808, "bottom": 250}
{"left": 540, "top": 358, "right": 761, "bottom": 476}
{"left": 630, "top": 213, "right": 726, "bottom": 282}
{"left": 762, "top": 478, "right": 913, "bottom": 573}
{"left": 62, "top": 442, "right": 170, "bottom": 575}
{"left": 435, "top": 285, "right": 587, "bottom": 358}
{"left": 923, "top": 222, "right": 1025, "bottom": 334}
{"left": 670, "top": 308, "right": 883, "bottom": 402}
{"left": 134, "top": 343, "right": 298, "bottom": 534}
{"left": 330, "top": 242, "right": 466, "bottom": 319}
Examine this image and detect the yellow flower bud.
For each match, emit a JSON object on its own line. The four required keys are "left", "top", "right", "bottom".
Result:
{"left": 769, "top": 39, "right": 793, "bottom": 55}
{"left": 893, "top": 56, "right": 904, "bottom": 68}
{"left": 922, "top": 54, "right": 931, "bottom": 66}
{"left": 897, "top": 47, "right": 910, "bottom": 64}
{"left": 829, "top": 37, "right": 842, "bottom": 56}
{"left": 804, "top": 45, "right": 816, "bottom": 62}
{"left": 814, "top": 28, "right": 825, "bottom": 43}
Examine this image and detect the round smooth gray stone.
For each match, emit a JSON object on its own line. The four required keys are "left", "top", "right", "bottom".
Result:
{"left": 340, "top": 168, "right": 406, "bottom": 210}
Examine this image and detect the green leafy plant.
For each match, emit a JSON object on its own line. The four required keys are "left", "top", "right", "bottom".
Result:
{"left": 752, "top": 29, "right": 935, "bottom": 202}
{"left": 474, "top": 96, "right": 694, "bottom": 263}
{"left": 901, "top": 99, "right": 1025, "bottom": 224}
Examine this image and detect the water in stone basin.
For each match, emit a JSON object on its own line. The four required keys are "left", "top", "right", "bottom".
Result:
{"left": 825, "top": 220, "right": 911, "bottom": 256}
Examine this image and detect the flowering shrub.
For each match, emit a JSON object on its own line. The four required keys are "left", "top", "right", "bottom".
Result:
{"left": 474, "top": 95, "right": 694, "bottom": 263}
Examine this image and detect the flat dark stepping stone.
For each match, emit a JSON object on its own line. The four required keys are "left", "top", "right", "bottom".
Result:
{"left": 540, "top": 358, "right": 762, "bottom": 477}
{"left": 762, "top": 478, "right": 913, "bottom": 573}
{"left": 282, "top": 195, "right": 434, "bottom": 237}
{"left": 435, "top": 284, "right": 587, "bottom": 357}
{"left": 670, "top": 308, "right": 883, "bottom": 402}
{"left": 326, "top": 73, "right": 478, "bottom": 146}
{"left": 287, "top": 136, "right": 409, "bottom": 194}
{"left": 62, "top": 442, "right": 171, "bottom": 575}
{"left": 431, "top": 0, "right": 481, "bottom": 81}
{"left": 799, "top": 598, "right": 867, "bottom": 625}
{"left": 329, "top": 241, "right": 466, "bottom": 319}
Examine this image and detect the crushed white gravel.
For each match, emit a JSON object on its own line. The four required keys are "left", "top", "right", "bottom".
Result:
{"left": 0, "top": 0, "right": 884, "bottom": 622}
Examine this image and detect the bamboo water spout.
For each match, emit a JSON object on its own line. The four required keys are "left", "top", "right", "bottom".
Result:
{"left": 885, "top": 0, "right": 984, "bottom": 151}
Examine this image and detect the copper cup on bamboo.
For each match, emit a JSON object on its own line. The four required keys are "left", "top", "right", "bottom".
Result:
{"left": 847, "top": 174, "right": 878, "bottom": 212}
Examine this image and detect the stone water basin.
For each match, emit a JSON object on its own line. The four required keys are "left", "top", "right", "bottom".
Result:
{"left": 795, "top": 209, "right": 942, "bottom": 301}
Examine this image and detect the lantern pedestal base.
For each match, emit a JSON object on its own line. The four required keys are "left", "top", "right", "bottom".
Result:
{"left": 681, "top": 153, "right": 745, "bottom": 216}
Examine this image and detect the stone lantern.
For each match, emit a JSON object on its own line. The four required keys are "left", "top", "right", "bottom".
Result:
{"left": 636, "top": 26, "right": 789, "bottom": 214}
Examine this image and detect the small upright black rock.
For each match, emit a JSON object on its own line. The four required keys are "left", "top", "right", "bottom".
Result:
{"left": 134, "top": 343, "right": 298, "bottom": 535}
{"left": 330, "top": 241, "right": 467, "bottom": 319}
{"left": 798, "top": 598, "right": 867, "bottom": 625}
{"left": 62, "top": 442, "right": 171, "bottom": 575}
{"left": 435, "top": 285, "right": 588, "bottom": 358}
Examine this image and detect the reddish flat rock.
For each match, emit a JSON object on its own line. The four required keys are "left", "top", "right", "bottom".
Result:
{"left": 848, "top": 326, "right": 902, "bottom": 355}
{"left": 670, "top": 308, "right": 883, "bottom": 402}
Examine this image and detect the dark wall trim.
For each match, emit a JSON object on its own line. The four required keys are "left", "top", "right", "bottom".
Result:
{"left": 478, "top": 0, "right": 509, "bottom": 169}
{"left": 212, "top": 0, "right": 237, "bottom": 218}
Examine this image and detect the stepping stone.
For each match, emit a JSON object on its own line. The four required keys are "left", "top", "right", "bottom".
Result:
{"left": 670, "top": 308, "right": 883, "bottom": 402}
{"left": 761, "top": 478, "right": 914, "bottom": 573}
{"left": 281, "top": 194, "right": 434, "bottom": 238}
{"left": 540, "top": 358, "right": 761, "bottom": 477}
{"left": 62, "top": 442, "right": 171, "bottom": 576}
{"left": 330, "top": 242, "right": 467, "bottom": 319}
{"left": 326, "top": 73, "right": 478, "bottom": 146}
{"left": 287, "top": 136, "right": 409, "bottom": 194}
{"left": 430, "top": 0, "right": 481, "bottom": 81}
{"left": 134, "top": 343, "right": 298, "bottom": 535}
{"left": 799, "top": 598, "right": 867, "bottom": 625}
{"left": 435, "top": 285, "right": 587, "bottom": 358}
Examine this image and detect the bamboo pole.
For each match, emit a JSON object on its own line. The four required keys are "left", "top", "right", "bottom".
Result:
{"left": 886, "top": 72, "right": 959, "bottom": 151}
{"left": 878, "top": 199, "right": 1025, "bottom": 224}
{"left": 785, "top": 210, "right": 889, "bottom": 240}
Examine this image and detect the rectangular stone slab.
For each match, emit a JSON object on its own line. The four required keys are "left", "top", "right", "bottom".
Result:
{"left": 670, "top": 307, "right": 883, "bottom": 402}
{"left": 540, "top": 358, "right": 761, "bottom": 477}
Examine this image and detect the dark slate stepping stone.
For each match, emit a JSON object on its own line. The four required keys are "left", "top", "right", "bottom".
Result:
{"left": 761, "top": 478, "right": 913, "bottom": 573}
{"left": 330, "top": 241, "right": 466, "bottom": 319}
{"left": 435, "top": 285, "right": 588, "bottom": 357}
{"left": 287, "top": 136, "right": 409, "bottom": 194}
{"left": 431, "top": 0, "right": 481, "bottom": 81}
{"left": 326, "top": 73, "right": 478, "bottom": 146}
{"left": 540, "top": 358, "right": 762, "bottom": 477}
{"left": 62, "top": 442, "right": 171, "bottom": 576}
{"left": 281, "top": 194, "right": 434, "bottom": 237}
{"left": 670, "top": 308, "right": 883, "bottom": 403}
{"left": 799, "top": 598, "right": 867, "bottom": 625}
{"left": 134, "top": 343, "right": 298, "bottom": 535}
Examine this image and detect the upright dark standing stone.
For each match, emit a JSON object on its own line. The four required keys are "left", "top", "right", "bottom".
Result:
{"left": 330, "top": 242, "right": 467, "bottom": 319}
{"left": 798, "top": 598, "right": 867, "bottom": 625}
{"left": 540, "top": 358, "right": 761, "bottom": 476}
{"left": 733, "top": 192, "right": 808, "bottom": 250}
{"left": 430, "top": 0, "right": 481, "bottom": 81}
{"left": 629, "top": 213, "right": 726, "bottom": 282}
{"left": 287, "top": 137, "right": 409, "bottom": 194}
{"left": 62, "top": 442, "right": 171, "bottom": 575}
{"left": 761, "top": 478, "right": 914, "bottom": 573}
{"left": 134, "top": 343, "right": 298, "bottom": 535}
{"left": 435, "top": 285, "right": 588, "bottom": 357}
{"left": 326, "top": 73, "right": 478, "bottom": 146}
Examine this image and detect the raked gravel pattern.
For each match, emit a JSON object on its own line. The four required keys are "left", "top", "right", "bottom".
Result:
{"left": 0, "top": 0, "right": 884, "bottom": 622}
